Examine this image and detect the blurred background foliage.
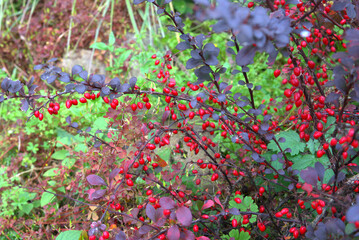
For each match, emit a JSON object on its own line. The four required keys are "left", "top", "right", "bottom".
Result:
{"left": 0, "top": 0, "right": 286, "bottom": 238}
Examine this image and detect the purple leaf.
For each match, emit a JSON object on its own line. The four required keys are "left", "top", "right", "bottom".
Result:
{"left": 346, "top": 205, "right": 359, "bottom": 222}
{"left": 300, "top": 167, "right": 318, "bottom": 186}
{"left": 109, "top": 168, "right": 121, "bottom": 183}
{"left": 115, "top": 231, "right": 127, "bottom": 240}
{"left": 91, "top": 189, "right": 106, "bottom": 200}
{"left": 146, "top": 203, "right": 156, "bottom": 222}
{"left": 181, "top": 228, "right": 195, "bottom": 240}
{"left": 87, "top": 175, "right": 108, "bottom": 186}
{"left": 176, "top": 206, "right": 192, "bottom": 226}
{"left": 315, "top": 162, "right": 325, "bottom": 182}
{"left": 228, "top": 208, "right": 240, "bottom": 215}
{"left": 138, "top": 225, "right": 152, "bottom": 235}
{"left": 72, "top": 65, "right": 83, "bottom": 75}
{"left": 167, "top": 225, "right": 180, "bottom": 240}
{"left": 159, "top": 197, "right": 177, "bottom": 209}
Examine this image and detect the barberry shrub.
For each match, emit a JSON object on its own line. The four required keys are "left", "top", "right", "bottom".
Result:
{"left": 1, "top": 0, "right": 359, "bottom": 239}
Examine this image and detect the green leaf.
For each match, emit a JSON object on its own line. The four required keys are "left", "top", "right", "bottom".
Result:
{"left": 20, "top": 203, "right": 33, "bottom": 215}
{"left": 93, "top": 117, "right": 108, "bottom": 130}
{"left": 52, "top": 150, "right": 69, "bottom": 160}
{"left": 43, "top": 168, "right": 59, "bottom": 177}
{"left": 56, "top": 230, "right": 82, "bottom": 240}
{"left": 307, "top": 138, "right": 321, "bottom": 155}
{"left": 268, "top": 130, "right": 306, "bottom": 155}
{"left": 292, "top": 154, "right": 330, "bottom": 172}
{"left": 57, "top": 186, "right": 66, "bottom": 193}
{"left": 156, "top": 147, "right": 171, "bottom": 161}
{"left": 63, "top": 157, "right": 76, "bottom": 168}
{"left": 238, "top": 231, "right": 250, "bottom": 240}
{"left": 109, "top": 31, "right": 115, "bottom": 46}
{"left": 325, "top": 116, "right": 336, "bottom": 136}
{"left": 229, "top": 195, "right": 258, "bottom": 226}
{"left": 90, "top": 42, "right": 109, "bottom": 51}
{"left": 222, "top": 229, "right": 250, "bottom": 240}
{"left": 291, "top": 154, "right": 316, "bottom": 171}
{"left": 345, "top": 223, "right": 356, "bottom": 235}
{"left": 41, "top": 191, "right": 55, "bottom": 207}
{"left": 323, "top": 169, "right": 334, "bottom": 184}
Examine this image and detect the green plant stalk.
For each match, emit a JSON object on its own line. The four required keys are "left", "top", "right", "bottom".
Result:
{"left": 88, "top": 0, "right": 111, "bottom": 74}
{"left": 146, "top": 4, "right": 153, "bottom": 46}
{"left": 125, "top": 0, "right": 145, "bottom": 50}
{"left": 26, "top": 0, "right": 39, "bottom": 33}
{"left": 0, "top": 0, "right": 5, "bottom": 32}
{"left": 109, "top": 0, "right": 115, "bottom": 68}
{"left": 66, "top": 0, "right": 77, "bottom": 57}
{"left": 138, "top": 4, "right": 153, "bottom": 46}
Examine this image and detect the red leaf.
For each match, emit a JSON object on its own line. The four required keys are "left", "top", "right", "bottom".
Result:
{"left": 197, "top": 237, "right": 211, "bottom": 240}
{"left": 301, "top": 183, "right": 313, "bottom": 195}
{"left": 86, "top": 188, "right": 96, "bottom": 200}
{"left": 167, "top": 225, "right": 180, "bottom": 240}
{"left": 176, "top": 206, "right": 192, "bottom": 226}
{"left": 202, "top": 200, "right": 214, "bottom": 210}
{"left": 86, "top": 175, "right": 107, "bottom": 186}
{"left": 162, "top": 111, "right": 170, "bottom": 125}
{"left": 214, "top": 196, "right": 224, "bottom": 210}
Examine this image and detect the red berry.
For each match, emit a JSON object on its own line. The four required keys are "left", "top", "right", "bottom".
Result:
{"left": 79, "top": 97, "right": 87, "bottom": 103}
{"left": 330, "top": 138, "right": 337, "bottom": 146}
{"left": 317, "top": 150, "right": 325, "bottom": 158}
{"left": 84, "top": 92, "right": 91, "bottom": 99}
{"left": 145, "top": 102, "right": 151, "bottom": 109}
{"left": 131, "top": 103, "right": 137, "bottom": 111}
{"left": 308, "top": 60, "right": 315, "bottom": 69}
{"left": 232, "top": 219, "right": 238, "bottom": 227}
{"left": 299, "top": 226, "right": 307, "bottom": 235}
{"left": 39, "top": 113, "right": 44, "bottom": 121}
{"left": 155, "top": 60, "right": 160, "bottom": 65}
{"left": 248, "top": 1, "right": 254, "bottom": 8}
{"left": 89, "top": 236, "right": 96, "bottom": 240}
{"left": 34, "top": 110, "right": 40, "bottom": 118}
{"left": 313, "top": 131, "right": 323, "bottom": 139}
{"left": 193, "top": 225, "right": 199, "bottom": 232}
{"left": 316, "top": 206, "right": 323, "bottom": 214}
{"left": 72, "top": 99, "right": 78, "bottom": 105}
{"left": 110, "top": 102, "right": 117, "bottom": 109}
{"left": 66, "top": 100, "right": 72, "bottom": 109}
{"left": 274, "top": 69, "right": 281, "bottom": 78}
{"left": 163, "top": 209, "right": 171, "bottom": 216}
{"left": 293, "top": 230, "right": 299, "bottom": 239}
{"left": 284, "top": 89, "right": 292, "bottom": 98}
{"left": 259, "top": 223, "right": 266, "bottom": 232}
{"left": 102, "top": 231, "right": 109, "bottom": 239}
{"left": 127, "top": 179, "right": 134, "bottom": 186}
{"left": 115, "top": 203, "right": 121, "bottom": 210}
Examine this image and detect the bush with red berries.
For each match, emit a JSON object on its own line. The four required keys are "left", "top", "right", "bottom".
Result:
{"left": 1, "top": 0, "right": 359, "bottom": 239}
